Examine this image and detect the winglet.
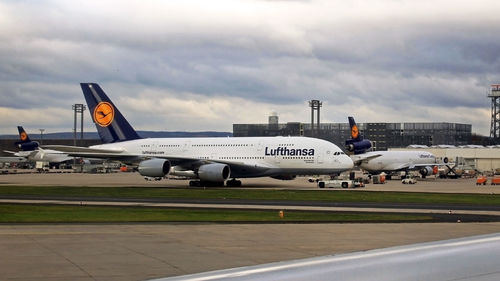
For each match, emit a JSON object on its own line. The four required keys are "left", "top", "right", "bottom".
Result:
{"left": 80, "top": 83, "right": 141, "bottom": 143}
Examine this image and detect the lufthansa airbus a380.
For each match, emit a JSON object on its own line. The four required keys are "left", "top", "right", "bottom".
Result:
{"left": 45, "top": 83, "right": 353, "bottom": 187}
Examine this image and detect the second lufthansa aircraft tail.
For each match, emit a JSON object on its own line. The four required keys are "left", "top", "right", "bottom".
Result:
{"left": 80, "top": 83, "right": 141, "bottom": 143}
{"left": 345, "top": 116, "right": 372, "bottom": 154}
{"left": 15, "top": 126, "right": 39, "bottom": 151}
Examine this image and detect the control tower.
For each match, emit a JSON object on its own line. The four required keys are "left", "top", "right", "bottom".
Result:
{"left": 489, "top": 84, "right": 500, "bottom": 138}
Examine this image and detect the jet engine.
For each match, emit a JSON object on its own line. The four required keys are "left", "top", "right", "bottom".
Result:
{"left": 419, "top": 166, "right": 438, "bottom": 178}
{"left": 198, "top": 163, "right": 230, "bottom": 182}
{"left": 345, "top": 140, "right": 372, "bottom": 154}
{"left": 270, "top": 175, "right": 297, "bottom": 180}
{"left": 16, "top": 141, "right": 39, "bottom": 151}
{"left": 138, "top": 159, "right": 171, "bottom": 177}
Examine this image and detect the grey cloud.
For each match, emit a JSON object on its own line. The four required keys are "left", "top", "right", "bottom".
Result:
{"left": 0, "top": 0, "right": 499, "bottom": 135}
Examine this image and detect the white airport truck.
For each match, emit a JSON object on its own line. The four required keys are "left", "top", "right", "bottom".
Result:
{"left": 317, "top": 179, "right": 364, "bottom": 188}
{"left": 35, "top": 161, "right": 50, "bottom": 173}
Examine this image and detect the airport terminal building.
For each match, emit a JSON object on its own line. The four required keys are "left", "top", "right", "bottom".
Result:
{"left": 233, "top": 121, "right": 472, "bottom": 150}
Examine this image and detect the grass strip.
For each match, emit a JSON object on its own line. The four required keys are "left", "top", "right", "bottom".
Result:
{"left": 0, "top": 204, "right": 432, "bottom": 223}
{"left": 0, "top": 186, "right": 499, "bottom": 206}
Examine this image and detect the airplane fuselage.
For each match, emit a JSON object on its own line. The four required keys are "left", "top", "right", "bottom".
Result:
{"left": 351, "top": 150, "right": 436, "bottom": 174}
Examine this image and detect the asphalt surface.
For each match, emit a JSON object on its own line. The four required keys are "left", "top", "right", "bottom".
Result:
{"left": 151, "top": 233, "right": 500, "bottom": 281}
{"left": 2, "top": 223, "right": 500, "bottom": 281}
{"left": 1, "top": 172, "right": 500, "bottom": 280}
{"left": 1, "top": 171, "right": 499, "bottom": 194}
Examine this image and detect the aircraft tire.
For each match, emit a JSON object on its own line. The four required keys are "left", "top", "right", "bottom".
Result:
{"left": 227, "top": 179, "right": 242, "bottom": 187}
{"left": 200, "top": 181, "right": 225, "bottom": 187}
{"left": 189, "top": 180, "right": 200, "bottom": 187}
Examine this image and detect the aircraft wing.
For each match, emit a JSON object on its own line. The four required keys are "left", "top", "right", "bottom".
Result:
{"left": 42, "top": 145, "right": 273, "bottom": 172}
{"left": 395, "top": 163, "right": 448, "bottom": 170}
{"left": 351, "top": 153, "right": 382, "bottom": 165}
{"left": 42, "top": 145, "right": 125, "bottom": 154}
{"left": 409, "top": 163, "right": 448, "bottom": 168}
{"left": 4, "top": 150, "right": 38, "bottom": 158}
{"left": 149, "top": 233, "right": 500, "bottom": 281}
{"left": 42, "top": 145, "right": 189, "bottom": 164}
{"left": 0, "top": 156, "right": 27, "bottom": 163}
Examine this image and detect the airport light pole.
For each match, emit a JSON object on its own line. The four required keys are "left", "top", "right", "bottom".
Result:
{"left": 39, "top": 129, "right": 45, "bottom": 145}
{"left": 309, "top": 100, "right": 322, "bottom": 137}
{"left": 72, "top": 104, "right": 86, "bottom": 146}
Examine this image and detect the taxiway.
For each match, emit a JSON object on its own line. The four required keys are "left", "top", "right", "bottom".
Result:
{"left": 1, "top": 172, "right": 500, "bottom": 281}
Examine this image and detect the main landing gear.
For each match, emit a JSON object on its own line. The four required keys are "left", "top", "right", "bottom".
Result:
{"left": 188, "top": 179, "right": 242, "bottom": 187}
{"left": 189, "top": 181, "right": 224, "bottom": 187}
{"left": 226, "top": 179, "right": 242, "bottom": 187}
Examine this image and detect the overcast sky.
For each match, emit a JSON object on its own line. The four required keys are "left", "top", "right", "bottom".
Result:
{"left": 1, "top": 0, "right": 499, "bottom": 136}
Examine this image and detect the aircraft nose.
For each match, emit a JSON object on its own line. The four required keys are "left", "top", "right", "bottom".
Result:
{"left": 342, "top": 155, "right": 354, "bottom": 170}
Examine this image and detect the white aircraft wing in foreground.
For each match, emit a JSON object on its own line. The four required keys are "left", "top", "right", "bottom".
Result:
{"left": 149, "top": 233, "right": 500, "bottom": 281}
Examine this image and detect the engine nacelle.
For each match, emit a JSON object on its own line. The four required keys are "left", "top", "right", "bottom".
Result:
{"left": 16, "top": 141, "right": 39, "bottom": 151}
{"left": 345, "top": 140, "right": 372, "bottom": 154}
{"left": 169, "top": 166, "right": 196, "bottom": 178}
{"left": 138, "top": 159, "right": 171, "bottom": 177}
{"left": 270, "top": 175, "right": 297, "bottom": 180}
{"left": 419, "top": 166, "right": 438, "bottom": 178}
{"left": 198, "top": 163, "right": 230, "bottom": 182}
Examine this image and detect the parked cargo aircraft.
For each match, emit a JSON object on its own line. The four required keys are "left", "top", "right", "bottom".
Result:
{"left": 4, "top": 126, "right": 73, "bottom": 164}
{"left": 345, "top": 117, "right": 443, "bottom": 177}
{"left": 45, "top": 83, "right": 353, "bottom": 186}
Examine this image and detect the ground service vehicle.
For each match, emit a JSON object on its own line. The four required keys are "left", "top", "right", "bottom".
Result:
{"left": 476, "top": 176, "right": 487, "bottom": 185}
{"left": 491, "top": 176, "right": 500, "bottom": 185}
{"left": 402, "top": 176, "right": 417, "bottom": 184}
{"left": 318, "top": 179, "right": 364, "bottom": 188}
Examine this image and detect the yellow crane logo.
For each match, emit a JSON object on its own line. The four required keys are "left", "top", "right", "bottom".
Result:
{"left": 93, "top": 102, "right": 114, "bottom": 127}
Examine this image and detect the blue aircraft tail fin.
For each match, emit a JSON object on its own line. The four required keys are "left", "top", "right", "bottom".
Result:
{"left": 348, "top": 116, "right": 361, "bottom": 142}
{"left": 15, "top": 126, "right": 39, "bottom": 151}
{"left": 17, "top": 126, "right": 31, "bottom": 142}
{"left": 345, "top": 116, "right": 371, "bottom": 154}
{"left": 80, "top": 83, "right": 141, "bottom": 143}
